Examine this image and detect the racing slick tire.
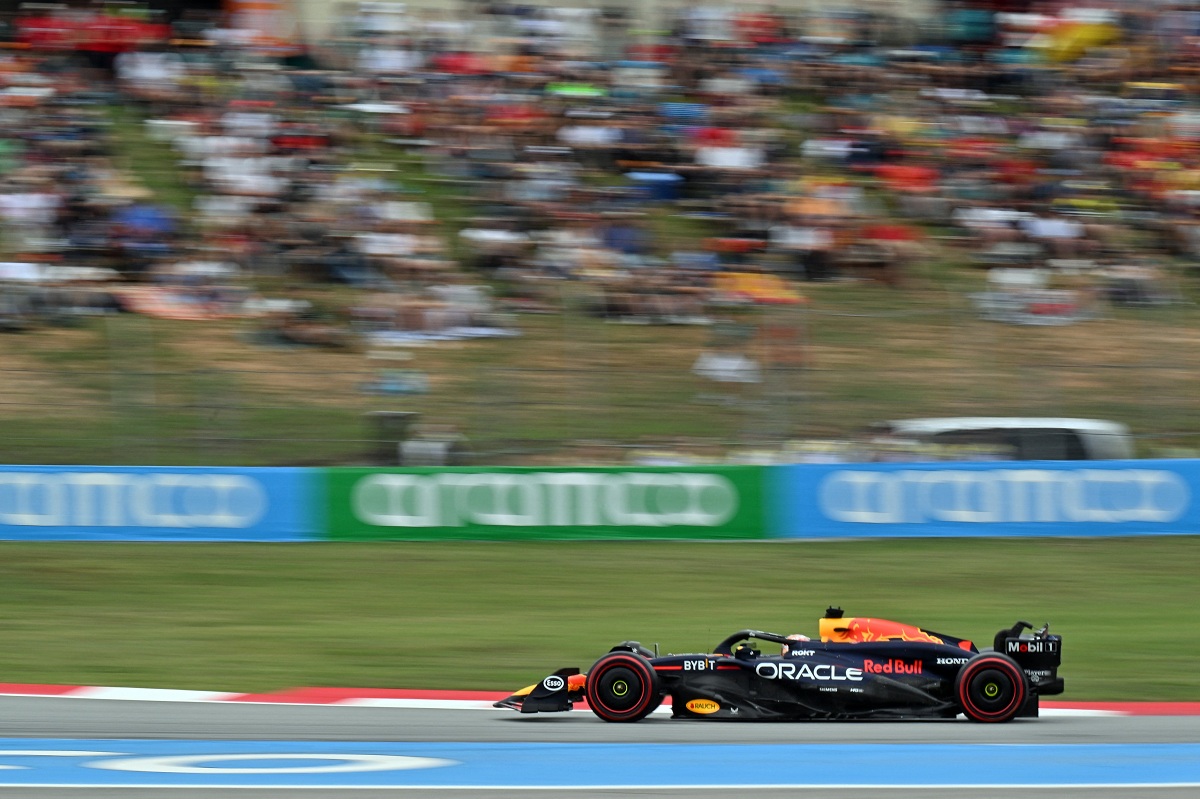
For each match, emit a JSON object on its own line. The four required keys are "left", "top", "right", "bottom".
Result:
{"left": 586, "top": 652, "right": 661, "bottom": 723}
{"left": 955, "top": 652, "right": 1028, "bottom": 723}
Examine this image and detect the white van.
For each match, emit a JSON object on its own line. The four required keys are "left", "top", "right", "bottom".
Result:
{"left": 868, "top": 417, "right": 1135, "bottom": 461}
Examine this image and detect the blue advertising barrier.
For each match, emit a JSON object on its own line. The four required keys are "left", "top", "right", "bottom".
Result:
{"left": 0, "top": 466, "right": 320, "bottom": 541}
{"left": 771, "top": 460, "right": 1200, "bottom": 539}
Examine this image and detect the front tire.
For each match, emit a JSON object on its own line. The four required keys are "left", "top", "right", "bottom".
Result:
{"left": 955, "top": 653, "right": 1028, "bottom": 723}
{"left": 586, "top": 652, "right": 661, "bottom": 723}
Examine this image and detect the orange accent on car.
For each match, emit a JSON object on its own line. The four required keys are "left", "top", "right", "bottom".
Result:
{"left": 686, "top": 699, "right": 721, "bottom": 714}
{"left": 820, "top": 617, "right": 945, "bottom": 645}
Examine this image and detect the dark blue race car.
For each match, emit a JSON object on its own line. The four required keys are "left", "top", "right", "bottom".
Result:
{"left": 496, "top": 608, "right": 1063, "bottom": 723}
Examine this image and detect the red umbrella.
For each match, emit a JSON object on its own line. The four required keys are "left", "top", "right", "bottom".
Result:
{"left": 431, "top": 52, "right": 489, "bottom": 75}
{"left": 873, "top": 164, "right": 939, "bottom": 193}
{"left": 863, "top": 224, "right": 921, "bottom": 242}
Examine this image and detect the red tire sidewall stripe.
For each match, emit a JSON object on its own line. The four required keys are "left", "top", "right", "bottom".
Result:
{"left": 960, "top": 658, "right": 1026, "bottom": 721}
{"left": 589, "top": 655, "right": 654, "bottom": 720}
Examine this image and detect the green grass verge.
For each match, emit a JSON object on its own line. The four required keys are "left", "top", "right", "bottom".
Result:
{"left": 2, "top": 538, "right": 1197, "bottom": 699}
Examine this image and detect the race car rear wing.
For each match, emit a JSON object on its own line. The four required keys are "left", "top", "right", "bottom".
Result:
{"left": 996, "top": 621, "right": 1064, "bottom": 696}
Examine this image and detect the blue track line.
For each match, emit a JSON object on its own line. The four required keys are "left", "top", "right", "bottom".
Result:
{"left": 0, "top": 740, "right": 1196, "bottom": 788}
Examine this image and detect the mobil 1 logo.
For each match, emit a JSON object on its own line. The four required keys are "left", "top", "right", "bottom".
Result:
{"left": 1005, "top": 636, "right": 1062, "bottom": 669}
{"left": 1006, "top": 639, "right": 1059, "bottom": 655}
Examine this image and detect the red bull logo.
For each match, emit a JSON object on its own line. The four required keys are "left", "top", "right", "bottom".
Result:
{"left": 863, "top": 659, "right": 924, "bottom": 675}
{"left": 821, "top": 617, "right": 944, "bottom": 645}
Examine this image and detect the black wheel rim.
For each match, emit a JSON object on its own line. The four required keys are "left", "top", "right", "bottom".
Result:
{"left": 595, "top": 665, "right": 643, "bottom": 713}
{"left": 968, "top": 667, "right": 1015, "bottom": 712}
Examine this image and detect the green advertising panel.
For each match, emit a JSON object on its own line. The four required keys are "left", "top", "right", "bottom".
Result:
{"left": 325, "top": 467, "right": 767, "bottom": 540}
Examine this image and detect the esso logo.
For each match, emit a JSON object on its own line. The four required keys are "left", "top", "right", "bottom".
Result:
{"left": 542, "top": 676, "right": 565, "bottom": 691}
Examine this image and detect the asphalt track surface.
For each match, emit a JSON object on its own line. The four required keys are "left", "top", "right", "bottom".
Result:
{"left": 0, "top": 696, "right": 1197, "bottom": 799}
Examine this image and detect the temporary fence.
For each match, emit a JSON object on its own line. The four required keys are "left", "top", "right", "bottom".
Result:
{"left": 0, "top": 465, "right": 317, "bottom": 541}
{"left": 3, "top": 301, "right": 1199, "bottom": 467}
{"left": 324, "top": 466, "right": 767, "bottom": 541}
{"left": 0, "top": 462, "right": 1196, "bottom": 541}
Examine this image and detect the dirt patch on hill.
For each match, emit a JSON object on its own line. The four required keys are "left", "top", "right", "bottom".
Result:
{"left": 0, "top": 347, "right": 109, "bottom": 421}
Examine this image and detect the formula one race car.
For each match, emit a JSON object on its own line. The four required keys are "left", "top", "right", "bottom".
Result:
{"left": 495, "top": 608, "right": 1063, "bottom": 723}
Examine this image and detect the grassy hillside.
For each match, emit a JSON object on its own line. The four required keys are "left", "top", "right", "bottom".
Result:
{"left": 8, "top": 282, "right": 1200, "bottom": 466}
{"left": 5, "top": 108, "right": 1198, "bottom": 466}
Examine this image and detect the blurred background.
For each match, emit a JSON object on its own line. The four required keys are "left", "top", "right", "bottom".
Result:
{"left": 3, "top": 0, "right": 1200, "bottom": 467}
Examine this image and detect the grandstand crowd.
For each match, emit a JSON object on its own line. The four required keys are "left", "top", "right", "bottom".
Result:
{"left": 1, "top": 1, "right": 1198, "bottom": 336}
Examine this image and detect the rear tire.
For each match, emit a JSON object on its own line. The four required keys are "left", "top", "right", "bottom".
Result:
{"left": 586, "top": 652, "right": 661, "bottom": 723}
{"left": 955, "top": 653, "right": 1028, "bottom": 723}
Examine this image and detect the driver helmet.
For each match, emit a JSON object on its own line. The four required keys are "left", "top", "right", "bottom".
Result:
{"left": 781, "top": 633, "right": 811, "bottom": 656}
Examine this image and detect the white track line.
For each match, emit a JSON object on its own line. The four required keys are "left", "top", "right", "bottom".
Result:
{"left": 0, "top": 689, "right": 1126, "bottom": 716}
{"left": 65, "top": 688, "right": 242, "bottom": 702}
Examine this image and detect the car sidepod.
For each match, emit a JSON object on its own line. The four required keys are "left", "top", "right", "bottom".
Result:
{"left": 657, "top": 641, "right": 975, "bottom": 720}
